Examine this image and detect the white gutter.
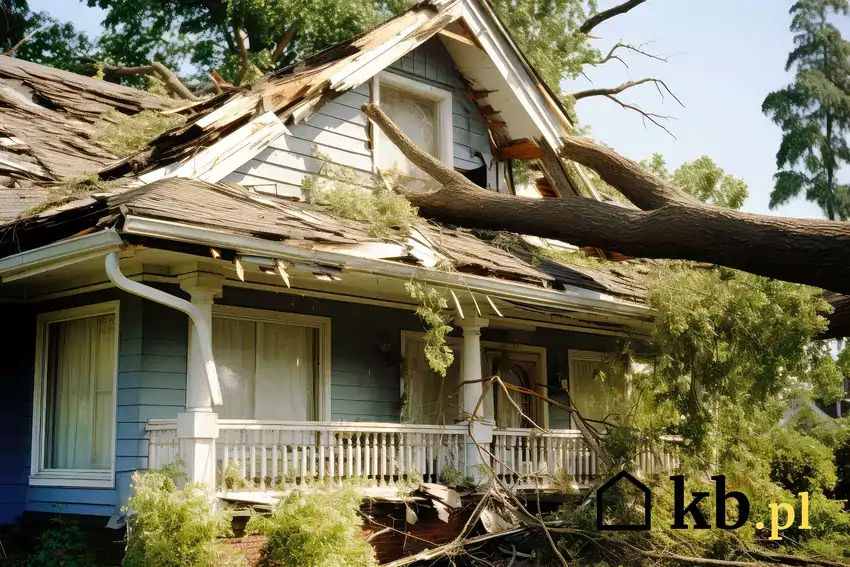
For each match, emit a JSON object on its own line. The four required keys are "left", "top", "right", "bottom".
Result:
{"left": 122, "top": 215, "right": 651, "bottom": 321}
{"left": 105, "top": 251, "right": 223, "bottom": 406}
{"left": 0, "top": 230, "right": 123, "bottom": 283}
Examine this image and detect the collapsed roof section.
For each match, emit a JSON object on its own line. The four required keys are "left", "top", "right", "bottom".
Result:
{"left": 105, "top": 0, "right": 594, "bottom": 198}
{"left": 0, "top": 56, "right": 177, "bottom": 221}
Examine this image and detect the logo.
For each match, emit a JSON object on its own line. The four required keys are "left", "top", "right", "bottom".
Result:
{"left": 596, "top": 473, "right": 811, "bottom": 540}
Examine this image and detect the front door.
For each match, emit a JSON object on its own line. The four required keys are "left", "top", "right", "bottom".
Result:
{"left": 486, "top": 351, "right": 544, "bottom": 429}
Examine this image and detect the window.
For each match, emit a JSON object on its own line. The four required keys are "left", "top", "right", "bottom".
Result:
{"left": 402, "top": 335, "right": 462, "bottom": 425}
{"left": 568, "top": 350, "right": 629, "bottom": 431}
{"left": 212, "top": 306, "right": 330, "bottom": 421}
{"left": 374, "top": 72, "right": 453, "bottom": 181}
{"left": 31, "top": 302, "right": 119, "bottom": 487}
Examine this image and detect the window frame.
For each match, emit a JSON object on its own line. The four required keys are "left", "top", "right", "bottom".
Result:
{"left": 567, "top": 349, "right": 633, "bottom": 430}
{"left": 372, "top": 71, "right": 454, "bottom": 171}
{"left": 30, "top": 301, "right": 120, "bottom": 488}
{"left": 212, "top": 305, "right": 332, "bottom": 421}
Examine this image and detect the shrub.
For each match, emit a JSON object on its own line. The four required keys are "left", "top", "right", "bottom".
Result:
{"left": 246, "top": 487, "right": 376, "bottom": 567}
{"left": 123, "top": 470, "right": 246, "bottom": 567}
{"left": 769, "top": 428, "right": 837, "bottom": 495}
{"left": 29, "top": 505, "right": 96, "bottom": 567}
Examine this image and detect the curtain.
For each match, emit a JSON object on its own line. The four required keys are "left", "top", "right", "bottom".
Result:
{"left": 255, "top": 322, "right": 315, "bottom": 421}
{"left": 45, "top": 314, "right": 115, "bottom": 470}
{"left": 569, "top": 356, "right": 627, "bottom": 430}
{"left": 403, "top": 337, "right": 461, "bottom": 425}
{"left": 213, "top": 317, "right": 257, "bottom": 419}
{"left": 213, "top": 317, "right": 317, "bottom": 421}
{"left": 495, "top": 361, "right": 534, "bottom": 429}
{"left": 377, "top": 85, "right": 437, "bottom": 180}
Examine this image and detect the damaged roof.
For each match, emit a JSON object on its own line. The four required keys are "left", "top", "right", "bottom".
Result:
{"left": 0, "top": 177, "right": 646, "bottom": 304}
{"left": 0, "top": 55, "right": 177, "bottom": 221}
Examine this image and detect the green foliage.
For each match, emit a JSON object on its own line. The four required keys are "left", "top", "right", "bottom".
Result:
{"left": 7, "top": 2, "right": 95, "bottom": 72}
{"left": 490, "top": 0, "right": 598, "bottom": 96}
{"left": 405, "top": 281, "right": 455, "bottom": 377}
{"left": 763, "top": 0, "right": 850, "bottom": 219}
{"left": 246, "top": 487, "right": 377, "bottom": 567}
{"left": 123, "top": 470, "right": 245, "bottom": 567}
{"left": 223, "top": 459, "right": 254, "bottom": 491}
{"left": 19, "top": 172, "right": 123, "bottom": 218}
{"left": 643, "top": 266, "right": 842, "bottom": 453}
{"left": 28, "top": 506, "right": 96, "bottom": 567}
{"left": 303, "top": 163, "right": 420, "bottom": 239}
{"left": 769, "top": 427, "right": 838, "bottom": 494}
{"left": 93, "top": 110, "right": 187, "bottom": 158}
{"left": 639, "top": 153, "right": 749, "bottom": 209}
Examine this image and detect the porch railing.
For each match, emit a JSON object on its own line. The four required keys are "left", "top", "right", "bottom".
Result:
{"left": 216, "top": 420, "right": 467, "bottom": 490}
{"left": 146, "top": 420, "right": 680, "bottom": 492}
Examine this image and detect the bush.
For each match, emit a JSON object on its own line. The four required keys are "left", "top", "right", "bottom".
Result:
{"left": 123, "top": 470, "right": 246, "bottom": 567}
{"left": 29, "top": 507, "right": 96, "bottom": 567}
{"left": 769, "top": 428, "right": 837, "bottom": 495}
{"left": 246, "top": 487, "right": 376, "bottom": 567}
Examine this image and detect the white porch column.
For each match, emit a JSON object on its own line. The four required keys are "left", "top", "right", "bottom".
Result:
{"left": 455, "top": 313, "right": 492, "bottom": 482}
{"left": 177, "top": 273, "right": 224, "bottom": 490}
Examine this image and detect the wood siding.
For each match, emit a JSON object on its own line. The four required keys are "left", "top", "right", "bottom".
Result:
{"left": 224, "top": 38, "right": 507, "bottom": 198}
{"left": 0, "top": 290, "right": 187, "bottom": 522}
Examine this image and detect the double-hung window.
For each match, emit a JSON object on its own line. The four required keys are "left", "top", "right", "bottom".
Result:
{"left": 31, "top": 302, "right": 119, "bottom": 487}
{"left": 212, "top": 306, "right": 330, "bottom": 421}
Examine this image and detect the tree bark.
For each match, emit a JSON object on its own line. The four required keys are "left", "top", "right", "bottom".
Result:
{"left": 579, "top": 0, "right": 649, "bottom": 34}
{"left": 102, "top": 63, "right": 198, "bottom": 101}
{"left": 362, "top": 103, "right": 850, "bottom": 299}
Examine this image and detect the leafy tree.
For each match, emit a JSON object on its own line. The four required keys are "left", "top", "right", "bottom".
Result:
{"left": 763, "top": 0, "right": 850, "bottom": 220}
{"left": 639, "top": 153, "right": 749, "bottom": 209}
{"left": 1, "top": 1, "right": 94, "bottom": 71}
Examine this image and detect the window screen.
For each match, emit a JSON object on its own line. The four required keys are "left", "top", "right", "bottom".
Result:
{"left": 377, "top": 84, "right": 438, "bottom": 180}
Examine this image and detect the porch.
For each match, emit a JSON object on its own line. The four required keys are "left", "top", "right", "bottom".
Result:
{"left": 147, "top": 419, "right": 677, "bottom": 491}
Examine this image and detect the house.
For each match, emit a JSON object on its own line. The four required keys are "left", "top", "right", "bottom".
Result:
{"left": 0, "top": 0, "right": 664, "bottom": 527}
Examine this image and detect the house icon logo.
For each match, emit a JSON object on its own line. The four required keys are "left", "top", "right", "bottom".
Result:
{"left": 596, "top": 470, "right": 652, "bottom": 531}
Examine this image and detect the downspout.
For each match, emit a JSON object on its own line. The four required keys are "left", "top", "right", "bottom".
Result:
{"left": 104, "top": 251, "right": 223, "bottom": 406}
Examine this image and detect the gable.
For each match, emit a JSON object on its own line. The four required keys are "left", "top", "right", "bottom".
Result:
{"left": 223, "top": 38, "right": 507, "bottom": 199}
{"left": 124, "top": 0, "right": 586, "bottom": 200}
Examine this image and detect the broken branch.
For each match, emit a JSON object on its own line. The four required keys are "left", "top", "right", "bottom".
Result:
{"left": 272, "top": 26, "right": 296, "bottom": 63}
{"left": 4, "top": 26, "right": 43, "bottom": 56}
{"left": 101, "top": 62, "right": 198, "bottom": 101}
{"left": 596, "top": 41, "right": 670, "bottom": 68}
{"left": 234, "top": 26, "right": 250, "bottom": 86}
{"left": 571, "top": 78, "right": 682, "bottom": 105}
{"left": 579, "top": 0, "right": 649, "bottom": 34}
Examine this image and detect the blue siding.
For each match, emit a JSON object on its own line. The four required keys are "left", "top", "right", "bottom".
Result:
{"left": 0, "top": 290, "right": 188, "bottom": 523}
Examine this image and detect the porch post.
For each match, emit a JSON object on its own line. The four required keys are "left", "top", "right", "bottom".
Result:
{"left": 177, "top": 273, "right": 224, "bottom": 490}
{"left": 455, "top": 312, "right": 492, "bottom": 483}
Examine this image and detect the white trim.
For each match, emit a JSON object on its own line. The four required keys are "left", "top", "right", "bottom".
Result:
{"left": 0, "top": 230, "right": 122, "bottom": 283}
{"left": 377, "top": 71, "right": 454, "bottom": 168}
{"left": 138, "top": 111, "right": 289, "bottom": 185}
{"left": 212, "top": 305, "right": 333, "bottom": 421}
{"left": 30, "top": 301, "right": 120, "bottom": 489}
{"left": 459, "top": 0, "right": 571, "bottom": 148}
{"left": 121, "top": 215, "right": 651, "bottom": 322}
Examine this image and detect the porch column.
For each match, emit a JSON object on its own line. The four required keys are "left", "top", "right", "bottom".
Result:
{"left": 177, "top": 273, "right": 224, "bottom": 490}
{"left": 455, "top": 312, "right": 492, "bottom": 483}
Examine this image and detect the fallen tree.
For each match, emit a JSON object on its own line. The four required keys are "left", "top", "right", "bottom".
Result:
{"left": 361, "top": 103, "right": 850, "bottom": 336}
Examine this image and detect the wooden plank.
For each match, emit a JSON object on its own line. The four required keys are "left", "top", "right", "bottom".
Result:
{"left": 495, "top": 140, "right": 545, "bottom": 160}
{"left": 437, "top": 29, "right": 481, "bottom": 50}
{"left": 288, "top": 123, "right": 371, "bottom": 157}
{"left": 304, "top": 112, "right": 370, "bottom": 141}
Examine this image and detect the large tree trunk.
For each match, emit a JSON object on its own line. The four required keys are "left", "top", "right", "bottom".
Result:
{"left": 361, "top": 103, "right": 850, "bottom": 301}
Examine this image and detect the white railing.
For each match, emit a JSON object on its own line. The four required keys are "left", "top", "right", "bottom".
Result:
{"left": 491, "top": 430, "right": 681, "bottom": 488}
{"left": 216, "top": 420, "right": 467, "bottom": 490}
{"left": 147, "top": 419, "right": 181, "bottom": 471}
{"left": 146, "top": 420, "right": 680, "bottom": 492}
{"left": 492, "top": 429, "right": 597, "bottom": 487}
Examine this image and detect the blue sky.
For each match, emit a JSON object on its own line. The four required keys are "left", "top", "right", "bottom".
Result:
{"left": 30, "top": 0, "right": 845, "bottom": 218}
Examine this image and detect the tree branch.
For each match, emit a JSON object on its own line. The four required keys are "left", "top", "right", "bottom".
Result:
{"left": 362, "top": 102, "right": 850, "bottom": 301}
{"left": 234, "top": 25, "right": 250, "bottom": 86}
{"left": 272, "top": 26, "right": 296, "bottom": 64}
{"left": 4, "top": 26, "right": 42, "bottom": 56}
{"left": 580, "top": 0, "right": 649, "bottom": 34}
{"left": 596, "top": 41, "right": 670, "bottom": 68}
{"left": 572, "top": 77, "right": 682, "bottom": 105}
{"left": 101, "top": 63, "right": 198, "bottom": 101}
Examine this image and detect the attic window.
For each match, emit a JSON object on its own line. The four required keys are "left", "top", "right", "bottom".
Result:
{"left": 373, "top": 72, "right": 453, "bottom": 180}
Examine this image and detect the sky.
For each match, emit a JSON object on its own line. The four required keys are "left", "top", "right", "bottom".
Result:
{"left": 27, "top": 0, "right": 848, "bottom": 218}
